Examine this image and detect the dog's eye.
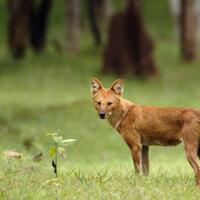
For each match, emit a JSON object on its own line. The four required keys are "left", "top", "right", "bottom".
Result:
{"left": 107, "top": 102, "right": 112, "bottom": 106}
{"left": 97, "top": 101, "right": 101, "bottom": 105}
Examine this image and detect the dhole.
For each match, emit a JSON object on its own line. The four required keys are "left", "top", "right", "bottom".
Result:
{"left": 90, "top": 78, "right": 200, "bottom": 185}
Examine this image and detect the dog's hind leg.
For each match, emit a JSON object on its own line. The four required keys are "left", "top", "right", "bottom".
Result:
{"left": 142, "top": 145, "right": 149, "bottom": 176}
{"left": 184, "top": 142, "right": 200, "bottom": 185}
{"left": 182, "top": 127, "right": 200, "bottom": 185}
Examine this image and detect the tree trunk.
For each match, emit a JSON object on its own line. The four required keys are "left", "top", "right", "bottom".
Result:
{"left": 66, "top": 0, "right": 81, "bottom": 52}
{"left": 103, "top": 0, "right": 157, "bottom": 77}
{"left": 180, "top": 0, "right": 197, "bottom": 60}
{"left": 88, "top": 0, "right": 113, "bottom": 46}
{"left": 88, "top": 0, "right": 101, "bottom": 46}
{"left": 7, "top": 0, "right": 31, "bottom": 59}
{"left": 196, "top": 0, "right": 200, "bottom": 45}
{"left": 30, "top": 0, "right": 52, "bottom": 52}
{"left": 169, "top": 0, "right": 181, "bottom": 39}
{"left": 97, "top": 0, "right": 113, "bottom": 20}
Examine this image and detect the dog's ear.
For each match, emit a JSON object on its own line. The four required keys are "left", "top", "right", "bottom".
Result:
{"left": 90, "top": 78, "right": 104, "bottom": 95}
{"left": 110, "top": 79, "right": 124, "bottom": 96}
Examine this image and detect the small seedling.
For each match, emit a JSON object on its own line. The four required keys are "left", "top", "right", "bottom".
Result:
{"left": 47, "top": 132, "right": 77, "bottom": 178}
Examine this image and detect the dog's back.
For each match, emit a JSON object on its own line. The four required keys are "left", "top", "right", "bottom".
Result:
{"left": 119, "top": 105, "right": 200, "bottom": 146}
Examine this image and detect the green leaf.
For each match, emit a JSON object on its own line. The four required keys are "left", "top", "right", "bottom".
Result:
{"left": 62, "top": 139, "right": 77, "bottom": 146}
{"left": 58, "top": 147, "right": 65, "bottom": 156}
{"left": 57, "top": 136, "right": 63, "bottom": 146}
{"left": 46, "top": 132, "right": 58, "bottom": 137}
{"left": 53, "top": 136, "right": 63, "bottom": 145}
{"left": 49, "top": 146, "right": 56, "bottom": 157}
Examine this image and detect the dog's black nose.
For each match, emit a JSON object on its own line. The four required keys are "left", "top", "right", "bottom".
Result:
{"left": 99, "top": 112, "right": 106, "bottom": 119}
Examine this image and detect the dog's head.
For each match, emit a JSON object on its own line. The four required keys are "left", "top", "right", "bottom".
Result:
{"left": 90, "top": 78, "right": 124, "bottom": 119}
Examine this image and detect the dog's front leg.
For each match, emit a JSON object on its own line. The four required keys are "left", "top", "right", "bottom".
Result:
{"left": 131, "top": 144, "right": 143, "bottom": 175}
{"left": 122, "top": 131, "right": 143, "bottom": 175}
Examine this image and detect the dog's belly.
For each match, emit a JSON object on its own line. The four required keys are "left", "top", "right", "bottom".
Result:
{"left": 135, "top": 111, "right": 183, "bottom": 146}
{"left": 142, "top": 136, "right": 182, "bottom": 146}
{"left": 138, "top": 122, "right": 183, "bottom": 146}
{"left": 140, "top": 127, "right": 182, "bottom": 146}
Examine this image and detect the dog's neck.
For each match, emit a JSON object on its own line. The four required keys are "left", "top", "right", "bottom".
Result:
{"left": 107, "top": 98, "right": 133, "bottom": 129}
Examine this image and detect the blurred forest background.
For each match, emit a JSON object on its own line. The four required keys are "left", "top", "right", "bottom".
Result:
{"left": 1, "top": 0, "right": 200, "bottom": 199}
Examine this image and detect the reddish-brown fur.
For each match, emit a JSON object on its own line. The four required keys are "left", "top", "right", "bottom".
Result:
{"left": 90, "top": 78, "right": 200, "bottom": 185}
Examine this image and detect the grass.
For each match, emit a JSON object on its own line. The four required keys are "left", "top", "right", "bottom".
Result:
{"left": 1, "top": 1, "right": 200, "bottom": 199}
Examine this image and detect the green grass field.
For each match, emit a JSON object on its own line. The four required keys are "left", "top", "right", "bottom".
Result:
{"left": 1, "top": 1, "right": 200, "bottom": 199}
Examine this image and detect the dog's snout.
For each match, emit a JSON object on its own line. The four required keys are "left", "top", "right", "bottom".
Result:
{"left": 99, "top": 112, "right": 106, "bottom": 119}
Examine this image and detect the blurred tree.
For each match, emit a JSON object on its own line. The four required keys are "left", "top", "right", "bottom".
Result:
{"left": 7, "top": 0, "right": 31, "bottom": 59}
{"left": 103, "top": 0, "right": 157, "bottom": 76}
{"left": 169, "top": 0, "right": 199, "bottom": 58}
{"left": 7, "top": 0, "right": 52, "bottom": 59}
{"left": 98, "top": 0, "right": 113, "bottom": 19}
{"left": 169, "top": 0, "right": 180, "bottom": 39}
{"left": 66, "top": 0, "right": 81, "bottom": 52}
{"left": 30, "top": 0, "right": 52, "bottom": 52}
{"left": 196, "top": 1, "right": 200, "bottom": 45}
{"left": 88, "top": 0, "right": 101, "bottom": 46}
{"left": 88, "top": 0, "right": 113, "bottom": 46}
{"left": 180, "top": 0, "right": 197, "bottom": 60}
